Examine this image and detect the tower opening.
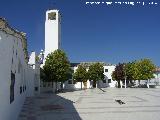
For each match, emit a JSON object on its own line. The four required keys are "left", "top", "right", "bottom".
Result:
{"left": 48, "top": 12, "right": 56, "bottom": 20}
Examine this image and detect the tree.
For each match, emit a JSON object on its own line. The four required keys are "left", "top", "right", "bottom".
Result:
{"left": 88, "top": 62, "right": 105, "bottom": 88}
{"left": 43, "top": 49, "right": 71, "bottom": 91}
{"left": 125, "top": 61, "right": 139, "bottom": 85}
{"left": 113, "top": 59, "right": 156, "bottom": 87}
{"left": 73, "top": 64, "right": 88, "bottom": 89}
{"left": 136, "top": 59, "right": 155, "bottom": 84}
{"left": 112, "top": 63, "right": 125, "bottom": 88}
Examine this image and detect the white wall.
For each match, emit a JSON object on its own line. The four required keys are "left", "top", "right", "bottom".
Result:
{"left": 64, "top": 64, "right": 116, "bottom": 90}
{"left": 26, "top": 66, "right": 34, "bottom": 97}
{"left": 103, "top": 65, "right": 116, "bottom": 87}
{"left": 0, "top": 31, "right": 27, "bottom": 120}
{"left": 0, "top": 30, "right": 39, "bottom": 120}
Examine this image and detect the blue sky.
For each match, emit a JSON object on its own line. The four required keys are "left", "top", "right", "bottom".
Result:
{"left": 0, "top": 0, "right": 160, "bottom": 65}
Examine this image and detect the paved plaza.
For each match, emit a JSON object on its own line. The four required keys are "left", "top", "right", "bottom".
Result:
{"left": 18, "top": 88, "right": 160, "bottom": 120}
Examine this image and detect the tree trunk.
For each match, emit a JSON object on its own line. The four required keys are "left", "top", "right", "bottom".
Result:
{"left": 55, "top": 81, "right": 58, "bottom": 93}
{"left": 93, "top": 80, "right": 96, "bottom": 88}
{"left": 118, "top": 80, "right": 121, "bottom": 88}
{"left": 52, "top": 81, "right": 53, "bottom": 87}
{"left": 138, "top": 80, "right": 140, "bottom": 85}
{"left": 60, "top": 82, "right": 63, "bottom": 90}
{"left": 81, "top": 81, "right": 82, "bottom": 90}
{"left": 83, "top": 81, "right": 87, "bottom": 89}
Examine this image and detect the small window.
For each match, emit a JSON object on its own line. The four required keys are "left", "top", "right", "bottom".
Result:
{"left": 105, "top": 69, "right": 108, "bottom": 72}
{"left": 48, "top": 12, "right": 56, "bottom": 20}
{"left": 103, "top": 80, "right": 106, "bottom": 83}
{"left": 20, "top": 86, "right": 22, "bottom": 94}
{"left": 108, "top": 79, "right": 111, "bottom": 83}
{"left": 35, "top": 87, "right": 38, "bottom": 91}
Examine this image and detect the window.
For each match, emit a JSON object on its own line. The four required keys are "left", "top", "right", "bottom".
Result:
{"left": 20, "top": 86, "right": 22, "bottom": 94}
{"left": 48, "top": 12, "right": 56, "bottom": 20}
{"left": 105, "top": 69, "right": 108, "bottom": 72}
{"left": 108, "top": 79, "right": 111, "bottom": 83}
{"left": 35, "top": 87, "right": 38, "bottom": 91}
{"left": 103, "top": 80, "right": 106, "bottom": 83}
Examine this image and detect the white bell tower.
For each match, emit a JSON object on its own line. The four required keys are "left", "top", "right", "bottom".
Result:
{"left": 44, "top": 9, "right": 61, "bottom": 58}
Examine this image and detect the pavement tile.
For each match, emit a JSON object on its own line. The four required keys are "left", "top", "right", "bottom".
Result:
{"left": 18, "top": 88, "right": 160, "bottom": 120}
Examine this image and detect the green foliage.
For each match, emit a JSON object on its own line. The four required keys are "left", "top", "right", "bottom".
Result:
{"left": 112, "top": 59, "right": 156, "bottom": 84}
{"left": 40, "top": 67, "right": 52, "bottom": 82}
{"left": 88, "top": 62, "right": 105, "bottom": 81}
{"left": 136, "top": 59, "right": 155, "bottom": 80}
{"left": 43, "top": 49, "right": 71, "bottom": 83}
{"left": 125, "top": 61, "right": 139, "bottom": 80}
{"left": 67, "top": 68, "right": 74, "bottom": 80}
{"left": 73, "top": 64, "right": 88, "bottom": 83}
{"left": 35, "top": 55, "right": 40, "bottom": 63}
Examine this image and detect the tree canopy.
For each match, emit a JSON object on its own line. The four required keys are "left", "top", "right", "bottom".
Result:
{"left": 73, "top": 64, "right": 88, "bottom": 89}
{"left": 43, "top": 49, "right": 71, "bottom": 83}
{"left": 88, "top": 62, "right": 105, "bottom": 85}
{"left": 73, "top": 64, "right": 88, "bottom": 82}
{"left": 136, "top": 59, "right": 155, "bottom": 80}
{"left": 112, "top": 59, "right": 156, "bottom": 87}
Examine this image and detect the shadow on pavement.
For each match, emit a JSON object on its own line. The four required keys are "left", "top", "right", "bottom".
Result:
{"left": 18, "top": 90, "right": 82, "bottom": 120}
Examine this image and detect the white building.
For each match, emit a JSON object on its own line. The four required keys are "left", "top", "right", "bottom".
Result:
{"left": 0, "top": 18, "right": 40, "bottom": 120}
{"left": 103, "top": 65, "right": 116, "bottom": 87}
{"left": 44, "top": 9, "right": 61, "bottom": 59}
{"left": 64, "top": 62, "right": 116, "bottom": 90}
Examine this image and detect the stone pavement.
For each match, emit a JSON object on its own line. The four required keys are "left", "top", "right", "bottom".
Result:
{"left": 18, "top": 88, "right": 160, "bottom": 120}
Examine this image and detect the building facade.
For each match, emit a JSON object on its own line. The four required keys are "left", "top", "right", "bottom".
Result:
{"left": 64, "top": 62, "right": 116, "bottom": 90}
{"left": 0, "top": 18, "right": 40, "bottom": 120}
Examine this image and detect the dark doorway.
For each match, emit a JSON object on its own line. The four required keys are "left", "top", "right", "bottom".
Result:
{"left": 10, "top": 71, "right": 15, "bottom": 104}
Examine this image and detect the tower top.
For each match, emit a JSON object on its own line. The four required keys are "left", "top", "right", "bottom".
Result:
{"left": 46, "top": 9, "right": 61, "bottom": 21}
{"left": 46, "top": 9, "right": 59, "bottom": 12}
